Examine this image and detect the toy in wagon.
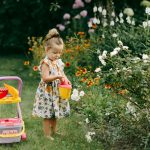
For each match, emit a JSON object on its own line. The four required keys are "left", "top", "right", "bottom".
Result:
{"left": 0, "top": 76, "right": 26, "bottom": 144}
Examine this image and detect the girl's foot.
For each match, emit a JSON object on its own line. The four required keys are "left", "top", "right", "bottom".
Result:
{"left": 45, "top": 136, "right": 54, "bottom": 141}
{"left": 55, "top": 132, "right": 61, "bottom": 135}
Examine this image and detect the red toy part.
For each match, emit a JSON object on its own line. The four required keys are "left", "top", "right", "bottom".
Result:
{"left": 0, "top": 87, "right": 8, "bottom": 99}
{"left": 21, "top": 133, "right": 27, "bottom": 141}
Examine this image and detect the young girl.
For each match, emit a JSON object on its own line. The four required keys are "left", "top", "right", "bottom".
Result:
{"left": 32, "top": 28, "right": 70, "bottom": 140}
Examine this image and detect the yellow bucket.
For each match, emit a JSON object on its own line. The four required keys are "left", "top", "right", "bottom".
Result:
{"left": 59, "top": 87, "right": 71, "bottom": 99}
{"left": 59, "top": 78, "right": 72, "bottom": 100}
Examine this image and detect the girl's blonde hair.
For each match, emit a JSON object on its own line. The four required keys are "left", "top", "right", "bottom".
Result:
{"left": 44, "top": 28, "right": 64, "bottom": 48}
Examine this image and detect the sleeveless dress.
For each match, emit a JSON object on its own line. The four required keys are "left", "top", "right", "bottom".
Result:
{"left": 32, "top": 56, "right": 70, "bottom": 119}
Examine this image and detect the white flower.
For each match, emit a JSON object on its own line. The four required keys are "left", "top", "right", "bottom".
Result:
{"left": 85, "top": 132, "right": 95, "bottom": 143}
{"left": 111, "top": 11, "right": 115, "bottom": 17}
{"left": 98, "top": 55, "right": 106, "bottom": 66}
{"left": 123, "top": 8, "right": 134, "bottom": 16}
{"left": 118, "top": 40, "right": 123, "bottom": 46}
{"left": 114, "top": 47, "right": 121, "bottom": 52}
{"left": 95, "top": 67, "right": 101, "bottom": 72}
{"left": 142, "top": 54, "right": 149, "bottom": 60}
{"left": 72, "top": 89, "right": 79, "bottom": 95}
{"left": 103, "top": 22, "right": 108, "bottom": 27}
{"left": 123, "top": 46, "right": 128, "bottom": 50}
{"left": 143, "top": 21, "right": 148, "bottom": 28}
{"left": 79, "top": 91, "right": 85, "bottom": 97}
{"left": 126, "top": 16, "right": 132, "bottom": 24}
{"left": 102, "top": 9, "right": 107, "bottom": 16}
{"left": 131, "top": 57, "right": 141, "bottom": 63}
{"left": 102, "top": 34, "right": 105, "bottom": 38}
{"left": 97, "top": 49, "right": 100, "bottom": 54}
{"left": 74, "top": 14, "right": 81, "bottom": 19}
{"left": 131, "top": 19, "right": 135, "bottom": 25}
{"left": 93, "top": 6, "right": 97, "bottom": 12}
{"left": 88, "top": 21, "right": 92, "bottom": 27}
{"left": 93, "top": 17, "right": 98, "bottom": 24}
{"left": 71, "top": 94, "right": 80, "bottom": 101}
{"left": 119, "top": 18, "right": 124, "bottom": 23}
{"left": 63, "top": 13, "right": 71, "bottom": 20}
{"left": 98, "top": 6, "right": 102, "bottom": 13}
{"left": 115, "top": 17, "right": 119, "bottom": 22}
{"left": 142, "top": 54, "right": 150, "bottom": 63}
{"left": 102, "top": 50, "right": 107, "bottom": 59}
{"left": 110, "top": 50, "right": 118, "bottom": 57}
{"left": 112, "top": 33, "right": 118, "bottom": 38}
{"left": 126, "top": 102, "right": 136, "bottom": 114}
{"left": 119, "top": 12, "right": 123, "bottom": 18}
{"left": 110, "top": 20, "right": 115, "bottom": 26}
{"left": 88, "top": 132, "right": 95, "bottom": 136}
{"left": 97, "top": 19, "right": 100, "bottom": 24}
{"left": 85, "top": 134, "right": 92, "bottom": 143}
{"left": 145, "top": 7, "right": 150, "bottom": 15}
{"left": 85, "top": 118, "right": 90, "bottom": 124}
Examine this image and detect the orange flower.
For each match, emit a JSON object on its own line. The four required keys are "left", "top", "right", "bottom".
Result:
{"left": 87, "top": 80, "right": 94, "bottom": 87}
{"left": 29, "top": 48, "right": 33, "bottom": 51}
{"left": 104, "top": 84, "right": 111, "bottom": 89}
{"left": 76, "top": 45, "right": 80, "bottom": 50}
{"left": 84, "top": 43, "right": 90, "bottom": 48}
{"left": 82, "top": 68, "right": 87, "bottom": 74}
{"left": 80, "top": 77, "right": 87, "bottom": 82}
{"left": 65, "top": 62, "right": 70, "bottom": 67}
{"left": 94, "top": 77, "right": 100, "bottom": 85}
{"left": 24, "top": 61, "right": 30, "bottom": 66}
{"left": 92, "top": 24, "right": 97, "bottom": 29}
{"left": 77, "top": 32, "right": 85, "bottom": 35}
{"left": 33, "top": 66, "right": 38, "bottom": 71}
{"left": 118, "top": 89, "right": 128, "bottom": 95}
{"left": 75, "top": 71, "right": 82, "bottom": 77}
{"left": 65, "top": 49, "right": 72, "bottom": 53}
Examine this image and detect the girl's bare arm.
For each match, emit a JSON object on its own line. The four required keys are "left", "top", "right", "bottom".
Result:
{"left": 41, "top": 63, "right": 64, "bottom": 83}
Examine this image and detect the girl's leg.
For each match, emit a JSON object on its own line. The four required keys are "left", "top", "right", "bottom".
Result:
{"left": 49, "top": 118, "right": 57, "bottom": 134}
{"left": 43, "top": 118, "right": 50, "bottom": 136}
{"left": 43, "top": 118, "right": 54, "bottom": 140}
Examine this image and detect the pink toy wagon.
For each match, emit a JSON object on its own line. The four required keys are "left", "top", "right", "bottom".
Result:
{"left": 0, "top": 76, "right": 26, "bottom": 143}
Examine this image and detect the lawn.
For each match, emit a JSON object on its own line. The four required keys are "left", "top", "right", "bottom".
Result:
{"left": 0, "top": 55, "right": 103, "bottom": 150}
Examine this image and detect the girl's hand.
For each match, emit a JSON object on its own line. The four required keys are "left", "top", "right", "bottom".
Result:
{"left": 56, "top": 75, "right": 64, "bottom": 81}
{"left": 67, "top": 79, "right": 71, "bottom": 85}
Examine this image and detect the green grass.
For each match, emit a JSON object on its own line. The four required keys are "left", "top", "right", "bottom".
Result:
{"left": 0, "top": 55, "right": 103, "bottom": 150}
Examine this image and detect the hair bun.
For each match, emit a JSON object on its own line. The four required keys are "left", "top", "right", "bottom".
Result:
{"left": 45, "top": 28, "right": 60, "bottom": 41}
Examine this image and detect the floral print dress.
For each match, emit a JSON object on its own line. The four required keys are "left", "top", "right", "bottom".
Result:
{"left": 32, "top": 56, "right": 70, "bottom": 119}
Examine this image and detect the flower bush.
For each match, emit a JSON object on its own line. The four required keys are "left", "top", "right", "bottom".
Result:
{"left": 24, "top": 3, "right": 150, "bottom": 149}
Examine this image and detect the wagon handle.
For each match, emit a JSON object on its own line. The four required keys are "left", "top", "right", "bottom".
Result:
{"left": 0, "top": 76, "right": 23, "bottom": 97}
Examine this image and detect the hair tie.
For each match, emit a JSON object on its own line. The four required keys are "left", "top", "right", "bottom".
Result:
{"left": 45, "top": 34, "right": 60, "bottom": 41}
